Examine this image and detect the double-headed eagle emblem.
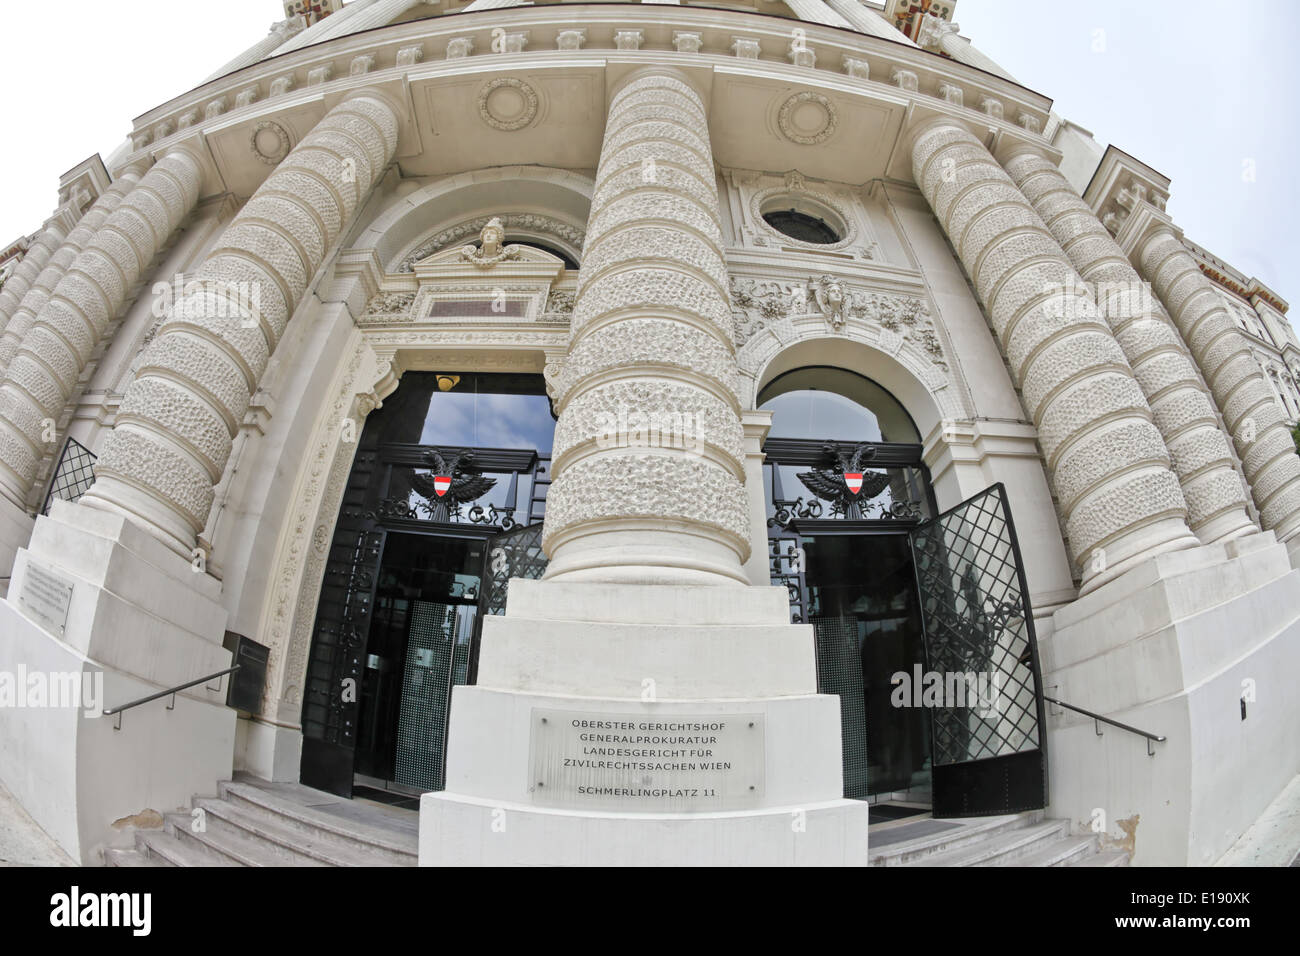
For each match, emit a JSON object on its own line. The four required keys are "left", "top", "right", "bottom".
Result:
{"left": 410, "top": 449, "right": 497, "bottom": 522}
{"left": 796, "top": 443, "right": 893, "bottom": 519}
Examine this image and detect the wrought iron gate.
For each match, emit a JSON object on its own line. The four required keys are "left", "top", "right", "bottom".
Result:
{"left": 907, "top": 483, "right": 1048, "bottom": 817}
{"left": 300, "top": 446, "right": 386, "bottom": 797}
{"left": 471, "top": 521, "right": 548, "bottom": 681}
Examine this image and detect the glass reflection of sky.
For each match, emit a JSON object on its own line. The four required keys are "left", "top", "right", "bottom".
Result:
{"left": 762, "top": 390, "right": 884, "bottom": 442}
{"left": 418, "top": 390, "right": 556, "bottom": 454}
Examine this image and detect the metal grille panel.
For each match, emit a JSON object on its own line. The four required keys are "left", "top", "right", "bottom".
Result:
{"left": 909, "top": 485, "right": 1044, "bottom": 768}
{"left": 394, "top": 602, "right": 464, "bottom": 792}
{"left": 42, "top": 437, "right": 97, "bottom": 515}
{"left": 810, "top": 615, "right": 870, "bottom": 799}
{"left": 481, "top": 522, "right": 547, "bottom": 617}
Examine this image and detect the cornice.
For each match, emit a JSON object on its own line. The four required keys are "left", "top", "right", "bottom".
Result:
{"left": 120, "top": 4, "right": 1053, "bottom": 175}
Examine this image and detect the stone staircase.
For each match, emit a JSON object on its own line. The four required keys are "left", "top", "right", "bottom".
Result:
{"left": 101, "top": 777, "right": 1124, "bottom": 867}
{"left": 102, "top": 778, "right": 418, "bottom": 867}
{"left": 868, "top": 809, "right": 1129, "bottom": 866}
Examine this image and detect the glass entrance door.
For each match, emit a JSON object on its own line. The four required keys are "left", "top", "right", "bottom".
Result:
{"left": 353, "top": 533, "right": 484, "bottom": 792}
{"left": 301, "top": 372, "right": 555, "bottom": 799}
{"left": 801, "top": 533, "right": 932, "bottom": 800}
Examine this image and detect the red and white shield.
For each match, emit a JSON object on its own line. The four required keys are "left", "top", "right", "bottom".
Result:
{"left": 433, "top": 476, "right": 452, "bottom": 498}
{"left": 843, "top": 473, "right": 864, "bottom": 495}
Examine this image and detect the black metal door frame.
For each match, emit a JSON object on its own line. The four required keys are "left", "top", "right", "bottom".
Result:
{"left": 907, "top": 483, "right": 1048, "bottom": 817}
{"left": 300, "top": 441, "right": 550, "bottom": 797}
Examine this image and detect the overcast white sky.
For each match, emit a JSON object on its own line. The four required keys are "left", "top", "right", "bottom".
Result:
{"left": 1, "top": 1, "right": 1295, "bottom": 301}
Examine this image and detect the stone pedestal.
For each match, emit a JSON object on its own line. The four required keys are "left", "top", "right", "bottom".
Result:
{"left": 1040, "top": 531, "right": 1300, "bottom": 865}
{"left": 0, "top": 500, "right": 234, "bottom": 863}
{"left": 419, "top": 580, "right": 869, "bottom": 866}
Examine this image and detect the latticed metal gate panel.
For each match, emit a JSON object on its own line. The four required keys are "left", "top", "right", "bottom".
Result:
{"left": 394, "top": 602, "right": 470, "bottom": 792}
{"left": 908, "top": 483, "right": 1047, "bottom": 816}
{"left": 481, "top": 522, "right": 547, "bottom": 617}
{"left": 42, "top": 437, "right": 97, "bottom": 515}
{"left": 810, "top": 615, "right": 870, "bottom": 799}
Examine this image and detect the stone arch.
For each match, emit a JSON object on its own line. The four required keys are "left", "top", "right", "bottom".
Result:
{"left": 350, "top": 165, "right": 595, "bottom": 271}
{"left": 742, "top": 328, "right": 967, "bottom": 440}
{"left": 257, "top": 333, "right": 559, "bottom": 732}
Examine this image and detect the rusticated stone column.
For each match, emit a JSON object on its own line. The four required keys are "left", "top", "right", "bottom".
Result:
{"left": 912, "top": 122, "right": 1198, "bottom": 589}
{"left": 543, "top": 69, "right": 749, "bottom": 585}
{"left": 1140, "top": 228, "right": 1300, "bottom": 542}
{"left": 1003, "top": 150, "right": 1256, "bottom": 544}
{"left": 79, "top": 92, "right": 400, "bottom": 555}
{"left": 0, "top": 221, "right": 70, "bottom": 334}
{"left": 0, "top": 168, "right": 147, "bottom": 374}
{"left": 0, "top": 149, "right": 202, "bottom": 510}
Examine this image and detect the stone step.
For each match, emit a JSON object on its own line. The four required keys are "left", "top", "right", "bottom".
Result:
{"left": 994, "top": 832, "right": 1099, "bottom": 867}
{"left": 869, "top": 811, "right": 1040, "bottom": 866}
{"left": 1073, "top": 848, "right": 1132, "bottom": 866}
{"left": 218, "top": 781, "right": 417, "bottom": 865}
{"left": 102, "top": 846, "right": 155, "bottom": 867}
{"left": 193, "top": 796, "right": 395, "bottom": 866}
{"left": 134, "top": 826, "right": 240, "bottom": 867}
{"left": 165, "top": 811, "right": 325, "bottom": 866}
{"left": 903, "top": 820, "right": 1073, "bottom": 866}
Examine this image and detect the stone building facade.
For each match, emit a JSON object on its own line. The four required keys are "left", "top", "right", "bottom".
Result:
{"left": 0, "top": 0, "right": 1297, "bottom": 867}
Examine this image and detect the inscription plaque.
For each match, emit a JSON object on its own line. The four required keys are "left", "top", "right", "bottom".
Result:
{"left": 529, "top": 709, "right": 765, "bottom": 812}
{"left": 16, "top": 561, "right": 74, "bottom": 636}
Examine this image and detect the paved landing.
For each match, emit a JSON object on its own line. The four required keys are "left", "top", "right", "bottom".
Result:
{"left": 1215, "top": 773, "right": 1300, "bottom": 867}
{"left": 0, "top": 778, "right": 74, "bottom": 867}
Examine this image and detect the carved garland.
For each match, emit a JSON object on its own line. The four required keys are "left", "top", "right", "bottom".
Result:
{"left": 396, "top": 214, "right": 585, "bottom": 272}
{"left": 249, "top": 120, "right": 292, "bottom": 165}
{"left": 477, "top": 77, "right": 540, "bottom": 131}
{"left": 777, "top": 91, "right": 838, "bottom": 145}
{"left": 729, "top": 274, "right": 948, "bottom": 373}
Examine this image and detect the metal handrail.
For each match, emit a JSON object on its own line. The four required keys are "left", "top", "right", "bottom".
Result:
{"left": 1044, "top": 695, "right": 1166, "bottom": 756}
{"left": 103, "top": 665, "right": 240, "bottom": 731}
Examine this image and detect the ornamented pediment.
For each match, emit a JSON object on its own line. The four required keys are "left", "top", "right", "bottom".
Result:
{"left": 360, "top": 220, "right": 573, "bottom": 329}
{"left": 411, "top": 218, "right": 567, "bottom": 273}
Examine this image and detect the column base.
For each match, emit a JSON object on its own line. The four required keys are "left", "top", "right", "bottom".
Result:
{"left": 420, "top": 793, "right": 869, "bottom": 866}
{"left": 235, "top": 716, "right": 303, "bottom": 783}
{"left": 0, "top": 500, "right": 235, "bottom": 863}
{"left": 421, "top": 579, "right": 868, "bottom": 866}
{"left": 1043, "top": 531, "right": 1300, "bottom": 865}
{"left": 542, "top": 526, "right": 750, "bottom": 587}
{"left": 0, "top": 492, "right": 35, "bottom": 593}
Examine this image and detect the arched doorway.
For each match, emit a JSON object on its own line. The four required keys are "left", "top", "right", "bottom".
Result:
{"left": 299, "top": 371, "right": 555, "bottom": 800}
{"left": 760, "top": 367, "right": 936, "bottom": 811}
{"left": 759, "top": 366, "right": 1049, "bottom": 818}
